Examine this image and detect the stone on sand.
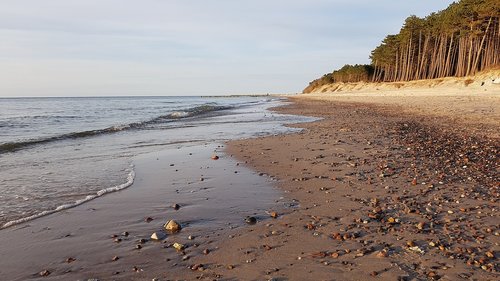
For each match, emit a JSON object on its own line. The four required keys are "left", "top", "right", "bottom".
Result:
{"left": 164, "top": 220, "right": 182, "bottom": 232}
{"left": 173, "top": 242, "right": 185, "bottom": 251}
{"left": 151, "top": 231, "right": 166, "bottom": 240}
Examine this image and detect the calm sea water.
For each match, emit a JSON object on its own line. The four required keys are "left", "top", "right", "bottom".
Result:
{"left": 0, "top": 96, "right": 311, "bottom": 229}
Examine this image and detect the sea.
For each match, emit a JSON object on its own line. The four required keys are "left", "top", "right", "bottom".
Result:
{"left": 0, "top": 96, "right": 311, "bottom": 229}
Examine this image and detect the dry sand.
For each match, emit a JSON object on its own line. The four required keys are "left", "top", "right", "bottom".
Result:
{"left": 302, "top": 71, "right": 500, "bottom": 136}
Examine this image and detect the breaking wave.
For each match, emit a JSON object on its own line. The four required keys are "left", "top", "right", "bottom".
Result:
{"left": 0, "top": 104, "right": 231, "bottom": 154}
{"left": 1, "top": 167, "right": 135, "bottom": 229}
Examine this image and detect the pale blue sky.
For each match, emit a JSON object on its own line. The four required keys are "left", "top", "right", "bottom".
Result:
{"left": 0, "top": 0, "right": 453, "bottom": 97}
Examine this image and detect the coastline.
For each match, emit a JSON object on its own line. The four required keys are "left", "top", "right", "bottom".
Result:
{"left": 185, "top": 92, "right": 499, "bottom": 280}
{"left": 0, "top": 89, "right": 498, "bottom": 280}
{"left": 0, "top": 143, "right": 287, "bottom": 281}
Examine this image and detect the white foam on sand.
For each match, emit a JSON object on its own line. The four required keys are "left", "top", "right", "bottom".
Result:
{"left": 1, "top": 166, "right": 135, "bottom": 229}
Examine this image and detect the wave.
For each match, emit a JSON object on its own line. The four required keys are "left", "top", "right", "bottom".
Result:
{"left": 1, "top": 167, "right": 135, "bottom": 230}
{"left": 0, "top": 104, "right": 232, "bottom": 154}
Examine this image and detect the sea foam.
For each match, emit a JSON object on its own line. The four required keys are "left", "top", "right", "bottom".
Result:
{"left": 1, "top": 167, "right": 135, "bottom": 229}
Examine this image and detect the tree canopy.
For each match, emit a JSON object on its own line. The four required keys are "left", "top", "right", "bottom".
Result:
{"left": 305, "top": 0, "right": 499, "bottom": 92}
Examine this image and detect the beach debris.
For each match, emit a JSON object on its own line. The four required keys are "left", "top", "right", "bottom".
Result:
{"left": 245, "top": 216, "right": 257, "bottom": 225}
{"left": 211, "top": 155, "right": 219, "bottom": 160}
{"left": 138, "top": 238, "right": 147, "bottom": 244}
{"left": 172, "top": 203, "right": 181, "bottom": 210}
{"left": 188, "top": 235, "right": 194, "bottom": 240}
{"left": 145, "top": 217, "right": 154, "bottom": 223}
{"left": 203, "top": 249, "right": 210, "bottom": 255}
{"left": 122, "top": 231, "right": 129, "bottom": 237}
{"left": 65, "top": 257, "right": 76, "bottom": 263}
{"left": 173, "top": 242, "right": 185, "bottom": 251}
{"left": 112, "top": 256, "right": 119, "bottom": 261}
{"left": 164, "top": 220, "right": 182, "bottom": 232}
{"left": 227, "top": 264, "right": 234, "bottom": 270}
{"left": 113, "top": 238, "right": 122, "bottom": 243}
{"left": 151, "top": 231, "right": 166, "bottom": 241}
{"left": 135, "top": 244, "right": 142, "bottom": 249}
{"left": 39, "top": 270, "right": 51, "bottom": 277}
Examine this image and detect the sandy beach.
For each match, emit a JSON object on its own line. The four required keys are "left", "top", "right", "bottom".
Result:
{"left": 0, "top": 143, "right": 288, "bottom": 281}
{"left": 0, "top": 82, "right": 499, "bottom": 281}
{"left": 183, "top": 85, "right": 499, "bottom": 280}
{"left": 2, "top": 1, "right": 499, "bottom": 280}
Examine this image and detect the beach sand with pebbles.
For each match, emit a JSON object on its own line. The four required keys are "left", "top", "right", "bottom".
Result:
{"left": 0, "top": 81, "right": 499, "bottom": 281}
{"left": 182, "top": 84, "right": 499, "bottom": 280}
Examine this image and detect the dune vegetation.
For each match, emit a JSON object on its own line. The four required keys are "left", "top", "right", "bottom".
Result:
{"left": 304, "top": 0, "right": 500, "bottom": 93}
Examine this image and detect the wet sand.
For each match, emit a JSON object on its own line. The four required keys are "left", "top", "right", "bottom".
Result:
{"left": 0, "top": 144, "right": 289, "bottom": 280}
{"left": 185, "top": 97, "right": 499, "bottom": 280}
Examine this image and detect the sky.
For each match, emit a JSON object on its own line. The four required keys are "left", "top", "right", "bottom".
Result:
{"left": 0, "top": 0, "right": 454, "bottom": 97}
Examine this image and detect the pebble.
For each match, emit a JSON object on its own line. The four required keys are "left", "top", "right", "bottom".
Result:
{"left": 151, "top": 232, "right": 166, "bottom": 240}
{"left": 190, "top": 264, "right": 204, "bottom": 271}
{"left": 112, "top": 256, "right": 119, "bottom": 261}
{"left": 245, "top": 216, "right": 257, "bottom": 225}
{"left": 376, "top": 250, "right": 388, "bottom": 258}
{"left": 173, "top": 242, "right": 185, "bottom": 251}
{"left": 262, "top": 244, "right": 273, "bottom": 250}
{"left": 416, "top": 222, "right": 425, "bottom": 230}
{"left": 172, "top": 204, "right": 181, "bottom": 210}
{"left": 39, "top": 270, "right": 51, "bottom": 277}
{"left": 164, "top": 220, "right": 182, "bottom": 232}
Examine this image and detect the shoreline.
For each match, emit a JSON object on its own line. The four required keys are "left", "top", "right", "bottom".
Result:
{"left": 0, "top": 90, "right": 498, "bottom": 280}
{"left": 185, "top": 95, "right": 499, "bottom": 280}
{"left": 0, "top": 143, "right": 288, "bottom": 281}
